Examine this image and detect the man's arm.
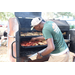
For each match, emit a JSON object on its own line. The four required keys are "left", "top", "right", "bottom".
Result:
{"left": 31, "top": 36, "right": 45, "bottom": 41}
{"left": 37, "top": 38, "right": 55, "bottom": 59}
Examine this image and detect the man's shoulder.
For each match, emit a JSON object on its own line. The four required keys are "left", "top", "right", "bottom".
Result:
{"left": 45, "top": 21, "right": 54, "bottom": 24}
{"left": 44, "top": 21, "right": 54, "bottom": 29}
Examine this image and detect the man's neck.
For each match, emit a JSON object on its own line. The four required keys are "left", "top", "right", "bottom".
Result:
{"left": 41, "top": 22, "right": 45, "bottom": 29}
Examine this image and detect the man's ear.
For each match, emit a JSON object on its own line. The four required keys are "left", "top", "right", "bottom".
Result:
{"left": 39, "top": 25, "right": 40, "bottom": 28}
{"left": 39, "top": 24, "right": 41, "bottom": 28}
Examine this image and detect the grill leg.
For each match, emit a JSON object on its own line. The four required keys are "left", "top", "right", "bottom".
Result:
{"left": 16, "top": 58, "right": 20, "bottom": 62}
{"left": 73, "top": 57, "right": 75, "bottom": 62}
{"left": 73, "top": 53, "right": 75, "bottom": 62}
{"left": 16, "top": 31, "right": 20, "bottom": 62}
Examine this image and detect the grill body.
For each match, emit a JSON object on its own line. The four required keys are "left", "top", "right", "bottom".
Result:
{"left": 16, "top": 17, "right": 47, "bottom": 61}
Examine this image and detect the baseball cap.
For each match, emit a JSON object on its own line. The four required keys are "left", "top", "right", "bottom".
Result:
{"left": 31, "top": 17, "right": 42, "bottom": 30}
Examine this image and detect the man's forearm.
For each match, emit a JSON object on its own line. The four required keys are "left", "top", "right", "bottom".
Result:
{"left": 41, "top": 48, "right": 50, "bottom": 56}
{"left": 35, "top": 36, "right": 45, "bottom": 40}
{"left": 41, "top": 47, "right": 54, "bottom": 56}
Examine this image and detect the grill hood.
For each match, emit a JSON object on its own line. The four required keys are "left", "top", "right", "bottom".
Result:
{"left": 15, "top": 12, "right": 41, "bottom": 18}
{"left": 15, "top": 12, "right": 42, "bottom": 33}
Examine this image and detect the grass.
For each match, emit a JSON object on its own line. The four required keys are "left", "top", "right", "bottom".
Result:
{"left": 0, "top": 46, "right": 9, "bottom": 62}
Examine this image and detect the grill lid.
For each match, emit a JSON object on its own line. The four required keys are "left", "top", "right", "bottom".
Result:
{"left": 15, "top": 12, "right": 41, "bottom": 18}
{"left": 17, "top": 18, "right": 39, "bottom": 32}
{"left": 15, "top": 12, "right": 42, "bottom": 32}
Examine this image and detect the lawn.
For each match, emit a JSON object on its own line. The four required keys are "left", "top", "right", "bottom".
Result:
{"left": 0, "top": 46, "right": 9, "bottom": 62}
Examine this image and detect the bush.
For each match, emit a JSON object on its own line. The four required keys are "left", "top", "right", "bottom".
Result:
{"left": 70, "top": 25, "right": 75, "bottom": 29}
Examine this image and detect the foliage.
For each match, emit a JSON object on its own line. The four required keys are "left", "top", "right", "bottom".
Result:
{"left": 70, "top": 25, "right": 75, "bottom": 29}
{"left": 0, "top": 12, "right": 75, "bottom": 21}
{"left": 42, "top": 12, "right": 75, "bottom": 19}
{"left": 54, "top": 12, "right": 75, "bottom": 19}
{"left": 42, "top": 12, "right": 54, "bottom": 19}
{"left": 0, "top": 12, "right": 15, "bottom": 21}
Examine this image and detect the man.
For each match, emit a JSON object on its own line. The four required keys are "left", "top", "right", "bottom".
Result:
{"left": 0, "top": 29, "right": 7, "bottom": 46}
{"left": 29, "top": 17, "right": 69, "bottom": 62}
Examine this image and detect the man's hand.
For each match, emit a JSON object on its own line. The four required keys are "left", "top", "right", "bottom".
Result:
{"left": 31, "top": 36, "right": 45, "bottom": 42}
{"left": 31, "top": 38, "right": 37, "bottom": 41}
{"left": 37, "top": 53, "right": 43, "bottom": 59}
{"left": 20, "top": 57, "right": 32, "bottom": 62}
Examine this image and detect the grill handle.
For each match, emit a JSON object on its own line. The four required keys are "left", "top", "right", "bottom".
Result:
{"left": 11, "top": 41, "right": 16, "bottom": 59}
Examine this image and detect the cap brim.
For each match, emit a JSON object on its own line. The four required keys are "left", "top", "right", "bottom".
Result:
{"left": 31, "top": 26, "right": 34, "bottom": 30}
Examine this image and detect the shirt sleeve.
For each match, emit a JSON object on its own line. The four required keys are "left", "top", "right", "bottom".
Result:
{"left": 43, "top": 29, "right": 53, "bottom": 40}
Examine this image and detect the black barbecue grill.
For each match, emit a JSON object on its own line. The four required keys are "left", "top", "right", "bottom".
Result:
{"left": 14, "top": 12, "right": 48, "bottom": 62}
{"left": 13, "top": 12, "right": 71, "bottom": 62}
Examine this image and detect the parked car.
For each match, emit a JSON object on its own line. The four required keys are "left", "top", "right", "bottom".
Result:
{"left": 6, "top": 25, "right": 8, "bottom": 28}
{"left": 0, "top": 25, "right": 2, "bottom": 27}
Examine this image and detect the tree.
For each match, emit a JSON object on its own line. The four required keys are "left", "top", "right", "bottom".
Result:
{"left": 42, "top": 12, "right": 54, "bottom": 20}
{"left": 1, "top": 12, "right": 75, "bottom": 21}
{"left": 54, "top": 12, "right": 75, "bottom": 19}
{"left": 42, "top": 12, "right": 75, "bottom": 20}
{"left": 0, "top": 12, "right": 15, "bottom": 21}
